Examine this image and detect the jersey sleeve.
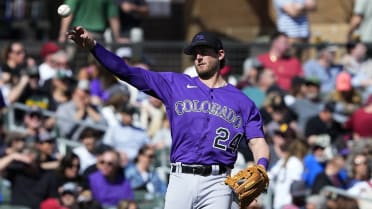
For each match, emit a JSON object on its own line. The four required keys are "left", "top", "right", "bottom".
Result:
{"left": 245, "top": 103, "right": 265, "bottom": 140}
{"left": 90, "top": 43, "right": 173, "bottom": 104}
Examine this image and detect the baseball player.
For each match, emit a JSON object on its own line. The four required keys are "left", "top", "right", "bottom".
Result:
{"left": 67, "top": 26, "right": 270, "bottom": 209}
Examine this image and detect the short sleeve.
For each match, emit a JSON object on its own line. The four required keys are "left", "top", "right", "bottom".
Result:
{"left": 354, "top": 0, "right": 367, "bottom": 16}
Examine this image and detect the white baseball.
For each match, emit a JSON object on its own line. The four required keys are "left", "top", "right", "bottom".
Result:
{"left": 57, "top": 4, "right": 71, "bottom": 18}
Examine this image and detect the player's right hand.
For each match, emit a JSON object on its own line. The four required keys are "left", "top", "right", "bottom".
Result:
{"left": 67, "top": 26, "right": 96, "bottom": 49}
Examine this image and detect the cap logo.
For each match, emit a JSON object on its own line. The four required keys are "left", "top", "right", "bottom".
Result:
{"left": 194, "top": 34, "right": 205, "bottom": 41}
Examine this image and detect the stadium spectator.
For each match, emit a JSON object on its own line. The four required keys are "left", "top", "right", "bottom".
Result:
{"left": 303, "top": 43, "right": 343, "bottom": 95}
{"left": 347, "top": 0, "right": 372, "bottom": 47}
{"left": 103, "top": 103, "right": 149, "bottom": 163}
{"left": 260, "top": 92, "right": 298, "bottom": 135}
{"left": 346, "top": 153, "right": 370, "bottom": 188}
{"left": 341, "top": 41, "right": 368, "bottom": 77}
{"left": 286, "top": 77, "right": 323, "bottom": 132}
{"left": 101, "top": 83, "right": 132, "bottom": 127}
{"left": 236, "top": 57, "right": 264, "bottom": 90}
{"left": 302, "top": 136, "right": 330, "bottom": 188}
{"left": 23, "top": 107, "right": 50, "bottom": 142}
{"left": 344, "top": 95, "right": 372, "bottom": 140}
{"left": 35, "top": 130, "right": 59, "bottom": 170}
{"left": 256, "top": 32, "right": 303, "bottom": 92}
{"left": 58, "top": 0, "right": 127, "bottom": 44}
{"left": 267, "top": 123, "right": 297, "bottom": 170}
{"left": 272, "top": 0, "right": 317, "bottom": 44}
{"left": 324, "top": 71, "right": 362, "bottom": 123}
{"left": 53, "top": 152, "right": 83, "bottom": 189}
{"left": 311, "top": 155, "right": 347, "bottom": 194}
{"left": 304, "top": 102, "right": 344, "bottom": 143}
{"left": 151, "top": 114, "right": 172, "bottom": 151}
{"left": 55, "top": 81, "right": 106, "bottom": 141}
{"left": 7, "top": 64, "right": 55, "bottom": 126}
{"left": 282, "top": 180, "right": 309, "bottom": 209}
{"left": 0, "top": 131, "right": 26, "bottom": 157}
{"left": 73, "top": 128, "right": 103, "bottom": 173}
{"left": 38, "top": 42, "right": 61, "bottom": 85}
{"left": 87, "top": 149, "right": 134, "bottom": 207}
{"left": 2, "top": 146, "right": 58, "bottom": 209}
{"left": 139, "top": 95, "right": 165, "bottom": 138}
{"left": 269, "top": 139, "right": 308, "bottom": 209}
{"left": 242, "top": 68, "right": 281, "bottom": 108}
{"left": 125, "top": 145, "right": 167, "bottom": 196}
{"left": 117, "top": 0, "right": 149, "bottom": 39}
{"left": 0, "top": 41, "right": 27, "bottom": 88}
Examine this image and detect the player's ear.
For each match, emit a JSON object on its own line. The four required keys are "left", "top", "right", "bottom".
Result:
{"left": 218, "top": 49, "right": 225, "bottom": 61}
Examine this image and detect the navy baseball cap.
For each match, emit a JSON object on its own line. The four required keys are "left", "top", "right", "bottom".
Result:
{"left": 184, "top": 32, "right": 224, "bottom": 55}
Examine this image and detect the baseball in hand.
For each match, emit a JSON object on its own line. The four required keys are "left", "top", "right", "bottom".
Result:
{"left": 57, "top": 4, "right": 71, "bottom": 18}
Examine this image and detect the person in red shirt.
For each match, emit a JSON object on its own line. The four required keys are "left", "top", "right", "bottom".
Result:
{"left": 257, "top": 32, "right": 303, "bottom": 92}
{"left": 344, "top": 95, "right": 372, "bottom": 140}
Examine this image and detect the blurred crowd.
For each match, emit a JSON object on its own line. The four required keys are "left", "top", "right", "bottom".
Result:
{"left": 0, "top": 0, "right": 372, "bottom": 209}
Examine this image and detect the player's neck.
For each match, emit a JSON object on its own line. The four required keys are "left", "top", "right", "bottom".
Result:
{"left": 198, "top": 74, "right": 227, "bottom": 88}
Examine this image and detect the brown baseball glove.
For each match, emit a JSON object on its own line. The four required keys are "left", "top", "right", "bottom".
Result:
{"left": 225, "top": 165, "right": 269, "bottom": 209}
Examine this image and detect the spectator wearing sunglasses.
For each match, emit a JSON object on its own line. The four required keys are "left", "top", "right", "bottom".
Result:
{"left": 125, "top": 145, "right": 167, "bottom": 196}
{"left": 87, "top": 149, "right": 134, "bottom": 207}
{"left": 54, "top": 152, "right": 83, "bottom": 189}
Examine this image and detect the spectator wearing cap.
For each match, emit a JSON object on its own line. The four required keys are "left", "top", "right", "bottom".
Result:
{"left": 302, "top": 135, "right": 330, "bottom": 188}
{"left": 286, "top": 77, "right": 323, "bottom": 132}
{"left": 304, "top": 102, "right": 345, "bottom": 144}
{"left": 344, "top": 95, "right": 372, "bottom": 140}
{"left": 260, "top": 92, "right": 298, "bottom": 134}
{"left": 23, "top": 107, "right": 48, "bottom": 142}
{"left": 236, "top": 57, "right": 264, "bottom": 90}
{"left": 87, "top": 149, "right": 134, "bottom": 207}
{"left": 256, "top": 32, "right": 304, "bottom": 92}
{"left": 58, "top": 182, "right": 82, "bottom": 208}
{"left": 103, "top": 103, "right": 150, "bottom": 164}
{"left": 36, "top": 130, "right": 59, "bottom": 170}
{"left": 115, "top": 47, "right": 150, "bottom": 106}
{"left": 8, "top": 61, "right": 55, "bottom": 123}
{"left": 41, "top": 181, "right": 104, "bottom": 209}
{"left": 101, "top": 85, "right": 131, "bottom": 127}
{"left": 38, "top": 42, "right": 61, "bottom": 85}
{"left": 267, "top": 123, "right": 297, "bottom": 170}
{"left": 55, "top": 83, "right": 106, "bottom": 141}
{"left": 325, "top": 71, "right": 362, "bottom": 123}
{"left": 269, "top": 139, "right": 308, "bottom": 209}
{"left": 303, "top": 43, "right": 343, "bottom": 95}
{"left": 282, "top": 180, "right": 309, "bottom": 209}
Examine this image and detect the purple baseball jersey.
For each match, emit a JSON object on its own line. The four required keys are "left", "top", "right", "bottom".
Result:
{"left": 92, "top": 44, "right": 264, "bottom": 167}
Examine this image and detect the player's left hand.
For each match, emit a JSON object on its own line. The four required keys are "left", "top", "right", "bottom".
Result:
{"left": 225, "top": 165, "right": 269, "bottom": 209}
{"left": 67, "top": 26, "right": 96, "bottom": 49}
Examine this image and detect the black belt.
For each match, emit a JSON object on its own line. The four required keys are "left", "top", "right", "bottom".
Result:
{"left": 171, "top": 164, "right": 227, "bottom": 176}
